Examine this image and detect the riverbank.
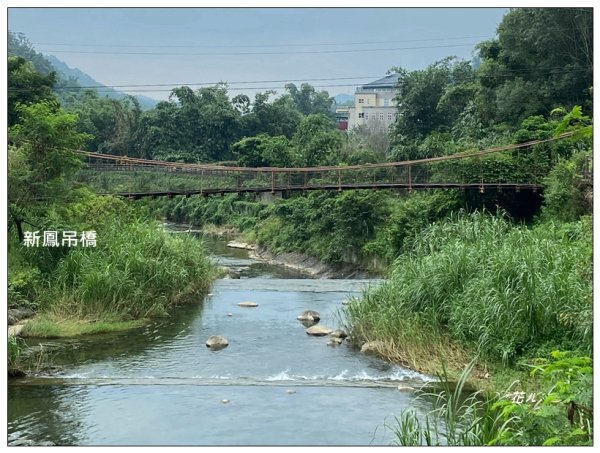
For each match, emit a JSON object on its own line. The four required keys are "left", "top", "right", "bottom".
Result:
{"left": 9, "top": 207, "right": 216, "bottom": 343}
{"left": 200, "top": 222, "right": 378, "bottom": 279}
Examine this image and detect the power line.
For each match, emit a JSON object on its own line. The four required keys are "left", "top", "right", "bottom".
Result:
{"left": 8, "top": 67, "right": 590, "bottom": 94}
{"left": 15, "top": 75, "right": 385, "bottom": 91}
{"left": 28, "top": 34, "right": 493, "bottom": 49}
{"left": 35, "top": 42, "right": 479, "bottom": 57}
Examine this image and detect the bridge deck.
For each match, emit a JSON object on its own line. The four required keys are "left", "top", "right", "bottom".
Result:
{"left": 103, "top": 182, "right": 543, "bottom": 199}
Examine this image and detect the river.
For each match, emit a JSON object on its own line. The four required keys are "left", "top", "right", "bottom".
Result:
{"left": 7, "top": 230, "right": 435, "bottom": 446}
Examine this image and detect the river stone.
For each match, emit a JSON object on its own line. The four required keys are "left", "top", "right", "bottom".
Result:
{"left": 330, "top": 329, "right": 348, "bottom": 339}
{"left": 306, "top": 325, "right": 333, "bottom": 336}
{"left": 238, "top": 301, "right": 258, "bottom": 307}
{"left": 360, "top": 340, "right": 386, "bottom": 354}
{"left": 206, "top": 336, "right": 229, "bottom": 349}
{"left": 397, "top": 383, "right": 415, "bottom": 392}
{"left": 286, "top": 389, "right": 296, "bottom": 394}
{"left": 226, "top": 312, "right": 233, "bottom": 317}
{"left": 221, "top": 399, "right": 231, "bottom": 404}
{"left": 327, "top": 337, "right": 343, "bottom": 346}
{"left": 297, "top": 310, "right": 320, "bottom": 323}
{"left": 7, "top": 308, "right": 34, "bottom": 325}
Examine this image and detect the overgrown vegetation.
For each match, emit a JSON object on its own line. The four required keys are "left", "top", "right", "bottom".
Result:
{"left": 392, "top": 352, "right": 592, "bottom": 446}
{"left": 7, "top": 37, "right": 215, "bottom": 347}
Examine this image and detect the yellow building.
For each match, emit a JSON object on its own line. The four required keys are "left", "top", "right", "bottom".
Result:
{"left": 348, "top": 74, "right": 400, "bottom": 132}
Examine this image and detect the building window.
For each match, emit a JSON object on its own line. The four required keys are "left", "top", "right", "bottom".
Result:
{"left": 383, "top": 99, "right": 389, "bottom": 107}
{"left": 379, "top": 113, "right": 384, "bottom": 121}
{"left": 358, "top": 98, "right": 364, "bottom": 104}
{"left": 365, "top": 112, "right": 369, "bottom": 119}
{"left": 387, "top": 113, "right": 393, "bottom": 121}
{"left": 358, "top": 113, "right": 364, "bottom": 118}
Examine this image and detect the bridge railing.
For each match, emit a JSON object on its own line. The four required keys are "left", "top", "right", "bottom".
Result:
{"left": 75, "top": 133, "right": 574, "bottom": 196}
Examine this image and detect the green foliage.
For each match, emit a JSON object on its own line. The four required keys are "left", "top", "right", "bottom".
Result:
{"left": 364, "top": 191, "right": 463, "bottom": 262}
{"left": 477, "top": 8, "right": 592, "bottom": 124}
{"left": 392, "top": 351, "right": 592, "bottom": 446}
{"left": 47, "top": 216, "right": 214, "bottom": 320}
{"left": 491, "top": 351, "right": 593, "bottom": 446}
{"left": 8, "top": 56, "right": 57, "bottom": 127}
{"left": 66, "top": 92, "right": 144, "bottom": 157}
{"left": 241, "top": 91, "right": 303, "bottom": 139}
{"left": 233, "top": 134, "right": 294, "bottom": 167}
{"left": 392, "top": 361, "right": 506, "bottom": 446}
{"left": 391, "top": 57, "right": 476, "bottom": 150}
{"left": 542, "top": 151, "right": 593, "bottom": 221}
{"left": 8, "top": 266, "right": 42, "bottom": 309}
{"left": 346, "top": 212, "right": 592, "bottom": 364}
{"left": 254, "top": 191, "right": 390, "bottom": 264}
{"left": 8, "top": 337, "right": 25, "bottom": 371}
{"left": 284, "top": 83, "right": 333, "bottom": 116}
{"left": 292, "top": 114, "right": 344, "bottom": 166}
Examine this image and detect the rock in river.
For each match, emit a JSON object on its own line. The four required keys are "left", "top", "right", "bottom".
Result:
{"left": 330, "top": 329, "right": 348, "bottom": 339}
{"left": 297, "top": 310, "right": 320, "bottom": 323}
{"left": 360, "top": 340, "right": 386, "bottom": 354}
{"left": 206, "top": 336, "right": 229, "bottom": 349}
{"left": 306, "top": 325, "right": 333, "bottom": 336}
{"left": 238, "top": 301, "right": 258, "bottom": 307}
{"left": 327, "top": 337, "right": 343, "bottom": 346}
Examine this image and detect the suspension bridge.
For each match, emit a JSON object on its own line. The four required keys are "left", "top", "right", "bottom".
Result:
{"left": 75, "top": 134, "right": 574, "bottom": 200}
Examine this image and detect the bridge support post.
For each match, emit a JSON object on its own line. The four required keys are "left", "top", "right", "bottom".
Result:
{"left": 271, "top": 171, "right": 275, "bottom": 194}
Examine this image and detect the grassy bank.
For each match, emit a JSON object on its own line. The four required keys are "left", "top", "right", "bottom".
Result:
{"left": 342, "top": 211, "right": 592, "bottom": 445}
{"left": 9, "top": 191, "right": 215, "bottom": 339}
{"left": 344, "top": 212, "right": 592, "bottom": 366}
{"left": 141, "top": 189, "right": 467, "bottom": 272}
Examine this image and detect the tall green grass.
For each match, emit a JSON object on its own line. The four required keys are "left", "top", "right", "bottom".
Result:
{"left": 390, "top": 361, "right": 508, "bottom": 446}
{"left": 45, "top": 217, "right": 215, "bottom": 321}
{"left": 391, "top": 351, "right": 593, "bottom": 446}
{"left": 344, "top": 211, "right": 592, "bottom": 365}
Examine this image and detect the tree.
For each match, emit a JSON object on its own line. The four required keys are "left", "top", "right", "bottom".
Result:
{"left": 233, "top": 134, "right": 294, "bottom": 168}
{"left": 8, "top": 56, "right": 57, "bottom": 126}
{"left": 67, "top": 92, "right": 144, "bottom": 157}
{"left": 284, "top": 83, "right": 333, "bottom": 116}
{"left": 8, "top": 101, "right": 90, "bottom": 241}
{"left": 241, "top": 91, "right": 303, "bottom": 139}
{"left": 138, "top": 85, "right": 243, "bottom": 162}
{"left": 292, "top": 114, "right": 343, "bottom": 166}
{"left": 476, "top": 8, "right": 593, "bottom": 124}
{"left": 391, "top": 57, "right": 475, "bottom": 142}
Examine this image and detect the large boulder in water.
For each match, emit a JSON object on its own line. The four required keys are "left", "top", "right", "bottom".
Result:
{"left": 297, "top": 310, "right": 320, "bottom": 323}
{"left": 206, "top": 336, "right": 229, "bottom": 349}
{"left": 306, "top": 325, "right": 333, "bottom": 336}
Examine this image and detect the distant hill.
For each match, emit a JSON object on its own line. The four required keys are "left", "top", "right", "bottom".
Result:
{"left": 44, "top": 54, "right": 159, "bottom": 110}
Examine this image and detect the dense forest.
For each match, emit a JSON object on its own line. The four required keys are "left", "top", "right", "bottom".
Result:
{"left": 7, "top": 7, "right": 593, "bottom": 446}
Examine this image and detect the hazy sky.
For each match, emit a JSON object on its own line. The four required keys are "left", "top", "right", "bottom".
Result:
{"left": 8, "top": 7, "right": 508, "bottom": 101}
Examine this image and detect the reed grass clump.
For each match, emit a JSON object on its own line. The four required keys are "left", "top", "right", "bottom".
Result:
{"left": 46, "top": 217, "right": 215, "bottom": 321}
{"left": 344, "top": 211, "right": 592, "bottom": 366}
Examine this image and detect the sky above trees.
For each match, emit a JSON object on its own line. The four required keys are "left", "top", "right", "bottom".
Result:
{"left": 7, "top": 7, "right": 508, "bottom": 101}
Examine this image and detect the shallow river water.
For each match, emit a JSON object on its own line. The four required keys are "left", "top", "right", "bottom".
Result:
{"left": 8, "top": 233, "right": 435, "bottom": 446}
